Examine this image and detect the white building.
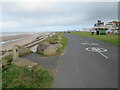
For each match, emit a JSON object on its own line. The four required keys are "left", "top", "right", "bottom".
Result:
{"left": 106, "top": 21, "right": 120, "bottom": 34}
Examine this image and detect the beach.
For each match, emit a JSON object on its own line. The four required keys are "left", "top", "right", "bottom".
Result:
{"left": 1, "top": 34, "right": 32, "bottom": 41}
{"left": 0, "top": 32, "right": 46, "bottom": 51}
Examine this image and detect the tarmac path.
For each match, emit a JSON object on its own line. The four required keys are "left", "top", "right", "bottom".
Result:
{"left": 52, "top": 33, "right": 118, "bottom": 88}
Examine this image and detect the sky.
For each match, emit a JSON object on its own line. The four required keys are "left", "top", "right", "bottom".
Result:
{"left": 0, "top": 1, "right": 118, "bottom": 32}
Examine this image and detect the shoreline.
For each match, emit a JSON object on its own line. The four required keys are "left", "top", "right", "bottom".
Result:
{"left": 0, "top": 32, "right": 45, "bottom": 51}
{"left": 0, "top": 34, "right": 33, "bottom": 42}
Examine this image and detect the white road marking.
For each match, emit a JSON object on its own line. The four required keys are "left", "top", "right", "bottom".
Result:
{"left": 81, "top": 43, "right": 88, "bottom": 45}
{"left": 84, "top": 41, "right": 91, "bottom": 45}
{"left": 81, "top": 39, "right": 108, "bottom": 59}
{"left": 80, "top": 38, "right": 99, "bottom": 46}
{"left": 86, "top": 47, "right": 108, "bottom": 59}
{"left": 93, "top": 47, "right": 108, "bottom": 59}
{"left": 91, "top": 43, "right": 99, "bottom": 46}
{"left": 81, "top": 42, "right": 99, "bottom": 46}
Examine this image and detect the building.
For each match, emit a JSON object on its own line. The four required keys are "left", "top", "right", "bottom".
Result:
{"left": 106, "top": 21, "right": 120, "bottom": 34}
{"left": 93, "top": 20, "right": 107, "bottom": 35}
{"left": 105, "top": 22, "right": 113, "bottom": 33}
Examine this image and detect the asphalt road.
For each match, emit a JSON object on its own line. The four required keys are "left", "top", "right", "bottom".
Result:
{"left": 52, "top": 33, "right": 118, "bottom": 88}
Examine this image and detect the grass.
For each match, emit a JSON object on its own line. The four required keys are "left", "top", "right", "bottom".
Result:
{"left": 2, "top": 54, "right": 53, "bottom": 88}
{"left": 61, "top": 35, "right": 68, "bottom": 49}
{"left": 2, "top": 64, "right": 53, "bottom": 88}
{"left": 57, "top": 35, "right": 68, "bottom": 55}
{"left": 0, "top": 72, "right": 2, "bottom": 89}
{"left": 2, "top": 54, "right": 13, "bottom": 69}
{"left": 2, "top": 54, "right": 13, "bottom": 64}
{"left": 46, "top": 34, "right": 60, "bottom": 44}
{"left": 58, "top": 32, "right": 65, "bottom": 34}
{"left": 72, "top": 32, "right": 120, "bottom": 46}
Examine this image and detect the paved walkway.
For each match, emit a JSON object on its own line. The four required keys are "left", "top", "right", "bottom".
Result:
{"left": 52, "top": 33, "right": 118, "bottom": 88}
{"left": 22, "top": 53, "right": 59, "bottom": 71}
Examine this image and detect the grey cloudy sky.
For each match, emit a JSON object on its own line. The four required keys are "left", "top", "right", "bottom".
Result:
{"left": 0, "top": 2, "right": 118, "bottom": 32}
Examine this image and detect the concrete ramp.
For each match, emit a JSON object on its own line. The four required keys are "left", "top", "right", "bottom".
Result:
{"left": 29, "top": 45, "right": 38, "bottom": 52}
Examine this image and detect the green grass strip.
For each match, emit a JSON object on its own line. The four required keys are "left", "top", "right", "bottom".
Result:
{"left": 72, "top": 32, "right": 120, "bottom": 46}
{"left": 2, "top": 64, "right": 53, "bottom": 88}
{"left": 57, "top": 35, "right": 68, "bottom": 55}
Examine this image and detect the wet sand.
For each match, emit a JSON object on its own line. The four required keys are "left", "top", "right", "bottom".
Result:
{"left": 0, "top": 34, "right": 32, "bottom": 42}
{"left": 0, "top": 33, "right": 45, "bottom": 51}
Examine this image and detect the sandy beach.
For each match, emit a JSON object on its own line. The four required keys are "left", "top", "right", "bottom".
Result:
{"left": 0, "top": 32, "right": 46, "bottom": 51}
{"left": 0, "top": 34, "right": 32, "bottom": 42}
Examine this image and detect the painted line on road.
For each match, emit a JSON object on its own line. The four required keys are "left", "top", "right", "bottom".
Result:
{"left": 93, "top": 47, "right": 108, "bottom": 59}
{"left": 84, "top": 41, "right": 91, "bottom": 45}
{"left": 80, "top": 38, "right": 99, "bottom": 46}
{"left": 91, "top": 43, "right": 99, "bottom": 46}
{"left": 80, "top": 38, "right": 108, "bottom": 59}
{"left": 86, "top": 47, "right": 108, "bottom": 59}
{"left": 81, "top": 42, "right": 99, "bottom": 46}
{"left": 81, "top": 43, "right": 88, "bottom": 45}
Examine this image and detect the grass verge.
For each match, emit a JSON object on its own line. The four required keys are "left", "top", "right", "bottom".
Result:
{"left": 72, "top": 32, "right": 120, "bottom": 46}
{"left": 57, "top": 35, "right": 68, "bottom": 55}
{"left": 2, "top": 55, "right": 53, "bottom": 88}
{"left": 46, "top": 34, "right": 60, "bottom": 44}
